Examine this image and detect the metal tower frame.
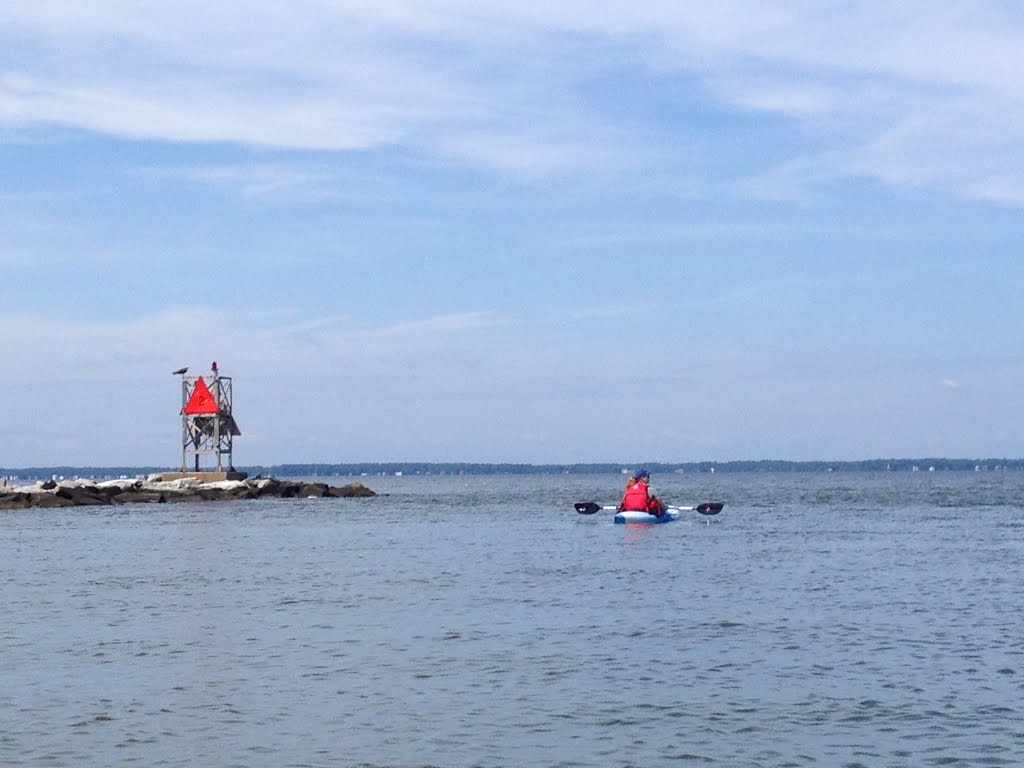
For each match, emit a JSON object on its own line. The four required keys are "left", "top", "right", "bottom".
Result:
{"left": 180, "top": 367, "right": 240, "bottom": 472}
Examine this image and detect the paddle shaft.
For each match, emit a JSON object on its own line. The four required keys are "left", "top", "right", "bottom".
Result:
{"left": 574, "top": 501, "right": 723, "bottom": 515}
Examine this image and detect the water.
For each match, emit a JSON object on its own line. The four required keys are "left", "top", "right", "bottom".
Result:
{"left": 2, "top": 470, "right": 1023, "bottom": 767}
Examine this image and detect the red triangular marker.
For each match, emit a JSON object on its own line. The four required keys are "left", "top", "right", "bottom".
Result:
{"left": 184, "top": 377, "right": 219, "bottom": 415}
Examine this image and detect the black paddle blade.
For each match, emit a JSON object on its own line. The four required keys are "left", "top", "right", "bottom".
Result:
{"left": 695, "top": 502, "right": 724, "bottom": 515}
{"left": 575, "top": 501, "right": 601, "bottom": 514}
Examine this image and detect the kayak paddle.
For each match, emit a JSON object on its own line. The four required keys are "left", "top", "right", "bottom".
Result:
{"left": 574, "top": 501, "right": 723, "bottom": 515}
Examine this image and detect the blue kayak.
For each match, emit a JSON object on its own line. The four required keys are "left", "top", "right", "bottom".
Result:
{"left": 613, "top": 509, "right": 680, "bottom": 524}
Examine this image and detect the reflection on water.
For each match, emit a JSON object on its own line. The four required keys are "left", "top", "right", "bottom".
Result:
{"left": 2, "top": 471, "right": 1023, "bottom": 767}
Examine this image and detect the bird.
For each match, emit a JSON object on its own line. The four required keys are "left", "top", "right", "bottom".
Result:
{"left": 172, "top": 366, "right": 189, "bottom": 375}
{"left": 211, "top": 361, "right": 218, "bottom": 372}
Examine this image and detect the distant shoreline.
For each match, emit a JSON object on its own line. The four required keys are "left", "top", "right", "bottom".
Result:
{"left": 3, "top": 458, "right": 1022, "bottom": 481}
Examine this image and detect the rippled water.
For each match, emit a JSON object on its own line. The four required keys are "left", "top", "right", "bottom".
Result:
{"left": 3, "top": 470, "right": 1023, "bottom": 767}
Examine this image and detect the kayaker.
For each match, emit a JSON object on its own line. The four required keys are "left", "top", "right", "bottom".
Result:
{"left": 618, "top": 469, "right": 667, "bottom": 516}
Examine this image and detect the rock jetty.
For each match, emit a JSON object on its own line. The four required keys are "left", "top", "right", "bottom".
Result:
{"left": 0, "top": 475, "right": 375, "bottom": 510}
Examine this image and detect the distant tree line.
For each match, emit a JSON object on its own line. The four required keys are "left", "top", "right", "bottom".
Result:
{"left": 4, "top": 458, "right": 1022, "bottom": 480}
{"left": 242, "top": 458, "right": 1021, "bottom": 476}
{"left": 1, "top": 466, "right": 166, "bottom": 480}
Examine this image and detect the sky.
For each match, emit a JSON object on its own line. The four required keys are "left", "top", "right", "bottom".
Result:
{"left": 2, "top": 1, "right": 1023, "bottom": 467}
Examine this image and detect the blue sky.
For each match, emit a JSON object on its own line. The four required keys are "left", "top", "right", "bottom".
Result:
{"left": 2, "top": 1, "right": 1023, "bottom": 466}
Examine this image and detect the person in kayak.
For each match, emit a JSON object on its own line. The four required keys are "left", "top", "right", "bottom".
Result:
{"left": 618, "top": 469, "right": 667, "bottom": 516}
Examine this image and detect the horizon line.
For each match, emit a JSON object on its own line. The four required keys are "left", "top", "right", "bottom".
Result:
{"left": 4, "top": 457, "right": 1023, "bottom": 475}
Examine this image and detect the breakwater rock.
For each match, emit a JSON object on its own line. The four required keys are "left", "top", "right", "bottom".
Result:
{"left": 0, "top": 475, "right": 375, "bottom": 510}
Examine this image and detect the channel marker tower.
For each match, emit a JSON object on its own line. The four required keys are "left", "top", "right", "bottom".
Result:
{"left": 178, "top": 361, "right": 242, "bottom": 475}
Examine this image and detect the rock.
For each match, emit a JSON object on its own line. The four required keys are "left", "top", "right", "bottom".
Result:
{"left": 111, "top": 491, "right": 167, "bottom": 504}
{"left": 254, "top": 477, "right": 281, "bottom": 493}
{"left": 299, "top": 482, "right": 330, "bottom": 498}
{"left": 0, "top": 475, "right": 375, "bottom": 508}
{"left": 145, "top": 479, "right": 203, "bottom": 493}
{"left": 98, "top": 485, "right": 126, "bottom": 500}
{"left": 30, "top": 493, "right": 76, "bottom": 507}
{"left": 328, "top": 482, "right": 375, "bottom": 497}
{"left": 0, "top": 493, "right": 31, "bottom": 511}
{"left": 197, "top": 484, "right": 256, "bottom": 501}
{"left": 97, "top": 479, "right": 141, "bottom": 491}
{"left": 259, "top": 480, "right": 302, "bottom": 498}
{"left": 55, "top": 486, "right": 110, "bottom": 506}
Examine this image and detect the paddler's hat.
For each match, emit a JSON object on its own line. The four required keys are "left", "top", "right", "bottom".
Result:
{"left": 635, "top": 469, "right": 650, "bottom": 479}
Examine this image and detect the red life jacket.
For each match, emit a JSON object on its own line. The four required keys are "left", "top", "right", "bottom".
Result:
{"left": 620, "top": 480, "right": 651, "bottom": 511}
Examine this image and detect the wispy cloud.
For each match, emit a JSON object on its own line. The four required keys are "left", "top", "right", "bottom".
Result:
{"left": 569, "top": 304, "right": 653, "bottom": 321}
{"left": 141, "top": 163, "right": 335, "bottom": 201}
{"left": 0, "top": 306, "right": 502, "bottom": 381}
{"left": 3, "top": 2, "right": 1023, "bottom": 201}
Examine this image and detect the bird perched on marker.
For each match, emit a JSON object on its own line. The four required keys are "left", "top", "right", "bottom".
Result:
{"left": 172, "top": 366, "right": 188, "bottom": 375}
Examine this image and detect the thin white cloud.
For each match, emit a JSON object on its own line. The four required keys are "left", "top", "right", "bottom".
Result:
{"left": 0, "top": 306, "right": 501, "bottom": 381}
{"left": 569, "top": 304, "right": 654, "bottom": 321}
{"left": 3, "top": 1, "right": 1024, "bottom": 199}
{"left": 143, "top": 163, "right": 336, "bottom": 201}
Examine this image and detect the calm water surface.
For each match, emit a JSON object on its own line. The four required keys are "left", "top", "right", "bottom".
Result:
{"left": 3, "top": 471, "right": 1023, "bottom": 767}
